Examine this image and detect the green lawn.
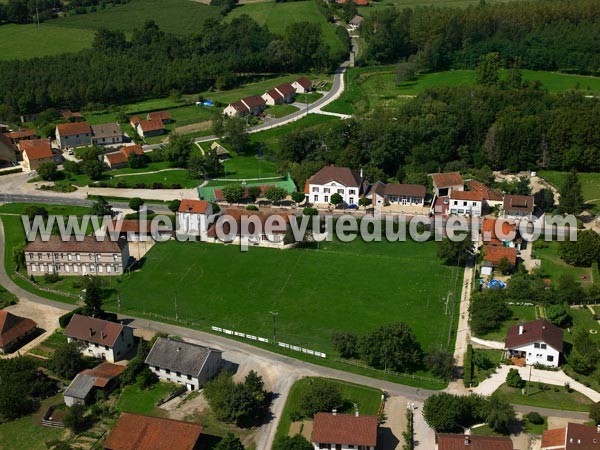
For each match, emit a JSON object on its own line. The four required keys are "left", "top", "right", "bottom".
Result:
{"left": 221, "top": 153, "right": 279, "bottom": 179}
{"left": 117, "top": 382, "right": 177, "bottom": 416}
{"left": 539, "top": 171, "right": 600, "bottom": 212}
{"left": 266, "top": 104, "right": 299, "bottom": 118}
{"left": 324, "top": 67, "right": 600, "bottom": 115}
{"left": 478, "top": 305, "right": 538, "bottom": 341}
{"left": 0, "top": 394, "right": 67, "bottom": 450}
{"left": 568, "top": 307, "right": 600, "bottom": 345}
{"left": 227, "top": 1, "right": 344, "bottom": 53}
{"left": 534, "top": 241, "right": 593, "bottom": 286}
{"left": 472, "top": 349, "right": 504, "bottom": 385}
{"left": 107, "top": 237, "right": 461, "bottom": 360}
{"left": 0, "top": 284, "right": 18, "bottom": 308}
{"left": 275, "top": 377, "right": 382, "bottom": 441}
{"left": 29, "top": 331, "right": 68, "bottom": 358}
{"left": 0, "top": 23, "right": 95, "bottom": 60}
{"left": 495, "top": 383, "right": 593, "bottom": 412}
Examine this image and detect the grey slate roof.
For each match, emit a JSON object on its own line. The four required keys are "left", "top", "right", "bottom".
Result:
{"left": 145, "top": 337, "right": 222, "bottom": 377}
{"left": 64, "top": 374, "right": 96, "bottom": 400}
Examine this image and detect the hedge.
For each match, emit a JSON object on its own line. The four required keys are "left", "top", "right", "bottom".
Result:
{"left": 0, "top": 167, "right": 23, "bottom": 176}
{"left": 59, "top": 307, "right": 84, "bottom": 328}
{"left": 463, "top": 344, "right": 474, "bottom": 388}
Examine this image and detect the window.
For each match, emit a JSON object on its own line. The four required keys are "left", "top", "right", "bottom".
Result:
{"left": 37, "top": 253, "right": 41, "bottom": 260}
{"left": 324, "top": 188, "right": 330, "bottom": 193}
{"left": 349, "top": 198, "right": 354, "bottom": 204}
{"left": 31, "top": 264, "right": 36, "bottom": 272}
{"left": 540, "top": 343, "right": 547, "bottom": 349}
{"left": 547, "top": 355, "right": 554, "bottom": 362}
{"left": 313, "top": 195, "right": 318, "bottom": 201}
{"left": 89, "top": 253, "right": 93, "bottom": 260}
{"left": 105, "top": 346, "right": 109, "bottom": 350}
{"left": 349, "top": 189, "right": 356, "bottom": 195}
{"left": 73, "top": 265, "right": 78, "bottom": 273}
{"left": 97, "top": 254, "right": 102, "bottom": 261}
{"left": 463, "top": 201, "right": 467, "bottom": 206}
{"left": 312, "top": 187, "right": 319, "bottom": 192}
{"left": 55, "top": 264, "right": 61, "bottom": 272}
{"left": 187, "top": 375, "right": 192, "bottom": 380}
{"left": 114, "top": 264, "right": 120, "bottom": 272}
{"left": 337, "top": 189, "right": 343, "bottom": 194}
{"left": 165, "top": 369, "right": 171, "bottom": 374}
{"left": 90, "top": 264, "right": 95, "bottom": 272}
{"left": 176, "top": 372, "right": 181, "bottom": 377}
{"left": 28, "top": 253, "right": 33, "bottom": 260}
{"left": 68, "top": 254, "right": 72, "bottom": 261}
{"left": 324, "top": 196, "right": 329, "bottom": 202}
{"left": 76, "top": 254, "right": 81, "bottom": 261}
{"left": 534, "top": 343, "right": 540, "bottom": 348}
{"left": 65, "top": 265, "right": 70, "bottom": 273}
{"left": 113, "top": 254, "right": 118, "bottom": 261}
{"left": 107, "top": 266, "right": 111, "bottom": 273}
{"left": 98, "top": 265, "right": 103, "bottom": 273}
{"left": 155, "top": 366, "right": 160, "bottom": 371}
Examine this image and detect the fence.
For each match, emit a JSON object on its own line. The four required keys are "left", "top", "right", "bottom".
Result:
{"left": 211, "top": 326, "right": 270, "bottom": 344}
{"left": 277, "top": 341, "right": 326, "bottom": 358}
{"left": 333, "top": 357, "right": 443, "bottom": 385}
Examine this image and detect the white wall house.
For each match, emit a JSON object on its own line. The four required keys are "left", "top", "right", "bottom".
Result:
{"left": 312, "top": 413, "right": 378, "bottom": 450}
{"left": 64, "top": 314, "right": 135, "bottom": 363}
{"left": 306, "top": 165, "right": 364, "bottom": 206}
{"left": 505, "top": 319, "right": 563, "bottom": 368}
{"left": 145, "top": 337, "right": 222, "bottom": 391}
{"left": 448, "top": 191, "right": 483, "bottom": 217}
{"left": 176, "top": 199, "right": 215, "bottom": 239}
{"left": 430, "top": 172, "right": 464, "bottom": 197}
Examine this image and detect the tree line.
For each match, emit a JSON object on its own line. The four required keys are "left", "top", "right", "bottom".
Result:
{"left": 0, "top": 17, "right": 345, "bottom": 114}
{"left": 0, "top": 0, "right": 128, "bottom": 25}
{"left": 361, "top": 0, "right": 600, "bottom": 75}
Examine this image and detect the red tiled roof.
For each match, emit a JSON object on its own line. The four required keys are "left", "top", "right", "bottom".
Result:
{"left": 121, "top": 144, "right": 144, "bottom": 156}
{"left": 295, "top": 76, "right": 312, "bottom": 89}
{"left": 56, "top": 121, "right": 91, "bottom": 136}
{"left": 64, "top": 314, "right": 126, "bottom": 347}
{"left": 129, "top": 116, "right": 141, "bottom": 126}
{"left": 111, "top": 220, "right": 154, "bottom": 234}
{"left": 275, "top": 82, "right": 296, "bottom": 96}
{"left": 542, "top": 427, "right": 566, "bottom": 448}
{"left": 505, "top": 318, "right": 563, "bottom": 352}
{"left": 4, "top": 129, "right": 37, "bottom": 140}
{"left": 229, "top": 101, "right": 250, "bottom": 113}
{"left": 105, "top": 152, "right": 128, "bottom": 166}
{"left": 60, "top": 110, "right": 84, "bottom": 119}
{"left": 438, "top": 434, "right": 513, "bottom": 450}
{"left": 147, "top": 111, "right": 171, "bottom": 123}
{"left": 207, "top": 208, "right": 293, "bottom": 238}
{"left": 81, "top": 362, "right": 126, "bottom": 388}
{"left": 178, "top": 199, "right": 210, "bottom": 214}
{"left": 25, "top": 235, "right": 127, "bottom": 254}
{"left": 354, "top": 0, "right": 369, "bottom": 5}
{"left": 312, "top": 413, "right": 378, "bottom": 447}
{"left": 241, "top": 95, "right": 266, "bottom": 109}
{"left": 138, "top": 119, "right": 164, "bottom": 133}
{"left": 483, "top": 244, "right": 517, "bottom": 267}
{"left": 431, "top": 172, "right": 464, "bottom": 189}
{"left": 19, "top": 139, "right": 53, "bottom": 160}
{"left": 450, "top": 190, "right": 484, "bottom": 202}
{"left": 504, "top": 194, "right": 534, "bottom": 214}
{"left": 482, "top": 218, "right": 516, "bottom": 246}
{"left": 0, "top": 311, "right": 37, "bottom": 349}
{"left": 384, "top": 183, "right": 426, "bottom": 198}
{"left": 104, "top": 412, "right": 202, "bottom": 450}
{"left": 309, "top": 165, "right": 362, "bottom": 188}
{"left": 265, "top": 89, "right": 283, "bottom": 101}
{"left": 469, "top": 179, "right": 503, "bottom": 202}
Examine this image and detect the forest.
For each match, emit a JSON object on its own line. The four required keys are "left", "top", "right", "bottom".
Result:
{"left": 361, "top": 0, "right": 600, "bottom": 74}
{"left": 280, "top": 85, "right": 600, "bottom": 187}
{"left": 0, "top": 0, "right": 129, "bottom": 24}
{"left": 0, "top": 17, "right": 339, "bottom": 114}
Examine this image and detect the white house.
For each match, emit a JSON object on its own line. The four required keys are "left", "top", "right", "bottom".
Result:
{"left": 503, "top": 194, "right": 535, "bottom": 219}
{"left": 262, "top": 89, "right": 284, "bottom": 106}
{"left": 292, "top": 76, "right": 313, "bottom": 94}
{"left": 145, "top": 337, "right": 222, "bottom": 391}
{"left": 384, "top": 183, "right": 426, "bottom": 206}
{"left": 312, "top": 412, "right": 378, "bottom": 450}
{"left": 274, "top": 82, "right": 296, "bottom": 103}
{"left": 348, "top": 15, "right": 364, "bottom": 31}
{"left": 430, "top": 172, "right": 464, "bottom": 197}
{"left": 176, "top": 199, "right": 215, "bottom": 238}
{"left": 223, "top": 101, "right": 250, "bottom": 117}
{"left": 448, "top": 190, "right": 483, "bottom": 216}
{"left": 305, "top": 165, "right": 364, "bottom": 206}
{"left": 91, "top": 122, "right": 123, "bottom": 146}
{"left": 64, "top": 314, "right": 135, "bottom": 363}
{"left": 541, "top": 423, "right": 600, "bottom": 450}
{"left": 505, "top": 319, "right": 563, "bottom": 368}
{"left": 56, "top": 122, "right": 92, "bottom": 149}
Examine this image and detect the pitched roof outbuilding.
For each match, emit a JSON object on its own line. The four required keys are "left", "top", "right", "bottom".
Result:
{"left": 384, "top": 183, "right": 426, "bottom": 198}
{"left": 312, "top": 413, "right": 378, "bottom": 447}
{"left": 483, "top": 244, "right": 518, "bottom": 267}
{"left": 241, "top": 95, "right": 266, "bottom": 109}
{"left": 431, "top": 172, "right": 464, "bottom": 189}
{"left": 275, "top": 82, "right": 296, "bottom": 97}
{"left": 137, "top": 119, "right": 164, "bottom": 133}
{"left": 0, "top": 311, "right": 37, "bottom": 349}
{"left": 19, "top": 139, "right": 53, "bottom": 160}
{"left": 450, "top": 190, "right": 484, "bottom": 202}
{"left": 505, "top": 318, "right": 563, "bottom": 352}
{"left": 503, "top": 194, "right": 535, "bottom": 214}
{"left": 104, "top": 412, "right": 202, "bottom": 450}
{"left": 91, "top": 122, "right": 123, "bottom": 140}
{"left": 295, "top": 76, "right": 312, "bottom": 89}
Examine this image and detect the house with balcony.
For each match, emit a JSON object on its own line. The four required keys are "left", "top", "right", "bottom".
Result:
{"left": 505, "top": 319, "right": 563, "bottom": 367}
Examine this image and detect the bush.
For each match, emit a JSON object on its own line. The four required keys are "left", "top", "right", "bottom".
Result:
{"left": 152, "top": 182, "right": 164, "bottom": 189}
{"left": 134, "top": 183, "right": 147, "bottom": 189}
{"left": 463, "top": 345, "right": 474, "bottom": 387}
{"left": 43, "top": 272, "right": 61, "bottom": 283}
{"left": 331, "top": 331, "right": 359, "bottom": 359}
{"left": 299, "top": 379, "right": 342, "bottom": 417}
{"left": 506, "top": 368, "right": 525, "bottom": 388}
{"left": 0, "top": 167, "right": 23, "bottom": 176}
{"left": 116, "top": 182, "right": 128, "bottom": 188}
{"left": 170, "top": 183, "right": 182, "bottom": 189}
{"left": 525, "top": 411, "right": 544, "bottom": 425}
{"left": 246, "top": 205, "right": 259, "bottom": 211}
{"left": 590, "top": 402, "right": 600, "bottom": 425}
{"left": 303, "top": 207, "right": 318, "bottom": 216}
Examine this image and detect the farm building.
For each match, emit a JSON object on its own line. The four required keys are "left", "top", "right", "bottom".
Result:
{"left": 103, "top": 144, "right": 144, "bottom": 169}
{"left": 64, "top": 314, "right": 135, "bottom": 363}
{"left": 262, "top": 89, "right": 284, "bottom": 106}
{"left": 274, "top": 83, "right": 296, "bottom": 103}
{"left": 147, "top": 110, "right": 172, "bottom": 124}
{"left": 0, "top": 310, "right": 38, "bottom": 354}
{"left": 482, "top": 245, "right": 518, "bottom": 268}
{"left": 145, "top": 337, "right": 222, "bottom": 391}
{"left": 430, "top": 172, "right": 464, "bottom": 197}
{"left": 136, "top": 119, "right": 164, "bottom": 139}
{"left": 0, "top": 134, "right": 17, "bottom": 165}
{"left": 448, "top": 190, "right": 484, "bottom": 217}
{"left": 19, "top": 139, "right": 54, "bottom": 171}
{"left": 240, "top": 95, "right": 266, "bottom": 115}
{"left": 56, "top": 122, "right": 92, "bottom": 149}
{"left": 3, "top": 128, "right": 38, "bottom": 144}
{"left": 64, "top": 362, "right": 125, "bottom": 406}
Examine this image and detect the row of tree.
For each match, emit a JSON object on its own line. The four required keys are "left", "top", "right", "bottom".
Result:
{"left": 0, "top": 17, "right": 345, "bottom": 114}
{"left": 361, "top": 0, "right": 600, "bottom": 75}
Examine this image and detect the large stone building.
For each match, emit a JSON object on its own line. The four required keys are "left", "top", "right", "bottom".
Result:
{"left": 24, "top": 235, "right": 129, "bottom": 277}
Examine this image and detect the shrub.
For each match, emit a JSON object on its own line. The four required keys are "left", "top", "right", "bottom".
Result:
{"left": 525, "top": 411, "right": 544, "bottom": 425}
{"left": 331, "top": 331, "right": 359, "bottom": 359}
{"left": 246, "top": 205, "right": 259, "bottom": 211}
{"left": 170, "top": 183, "right": 182, "bottom": 189}
{"left": 506, "top": 368, "right": 525, "bottom": 389}
{"left": 463, "top": 344, "right": 474, "bottom": 387}
{"left": 303, "top": 207, "right": 318, "bottom": 216}
{"left": 299, "top": 379, "right": 342, "bottom": 417}
{"left": 116, "top": 182, "right": 128, "bottom": 188}
{"left": 43, "top": 272, "right": 61, "bottom": 284}
{"left": 152, "top": 182, "right": 164, "bottom": 189}
{"left": 134, "top": 183, "right": 147, "bottom": 189}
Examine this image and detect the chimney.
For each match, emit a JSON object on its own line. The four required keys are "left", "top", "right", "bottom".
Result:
{"left": 519, "top": 325, "right": 524, "bottom": 335}
{"left": 89, "top": 328, "right": 94, "bottom": 337}
{"left": 355, "top": 410, "right": 359, "bottom": 417}
{"left": 464, "top": 436, "right": 471, "bottom": 446}
{"left": 597, "top": 424, "right": 600, "bottom": 434}
{"left": 332, "top": 409, "right": 337, "bottom": 416}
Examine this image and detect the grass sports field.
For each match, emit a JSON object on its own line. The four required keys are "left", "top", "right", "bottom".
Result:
{"left": 324, "top": 67, "right": 600, "bottom": 115}
{"left": 227, "top": 0, "right": 344, "bottom": 53}
{"left": 107, "top": 237, "right": 461, "bottom": 360}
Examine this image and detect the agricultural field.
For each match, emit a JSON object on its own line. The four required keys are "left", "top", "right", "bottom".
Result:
{"left": 0, "top": 24, "right": 95, "bottom": 60}
{"left": 324, "top": 67, "right": 600, "bottom": 115}
{"left": 227, "top": 1, "right": 344, "bottom": 53}
{"left": 106, "top": 237, "right": 461, "bottom": 363}
{"left": 275, "top": 377, "right": 382, "bottom": 440}
{"left": 539, "top": 170, "right": 600, "bottom": 213}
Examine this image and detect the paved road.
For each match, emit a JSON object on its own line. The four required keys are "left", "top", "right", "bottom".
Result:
{"left": 192, "top": 65, "right": 348, "bottom": 144}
